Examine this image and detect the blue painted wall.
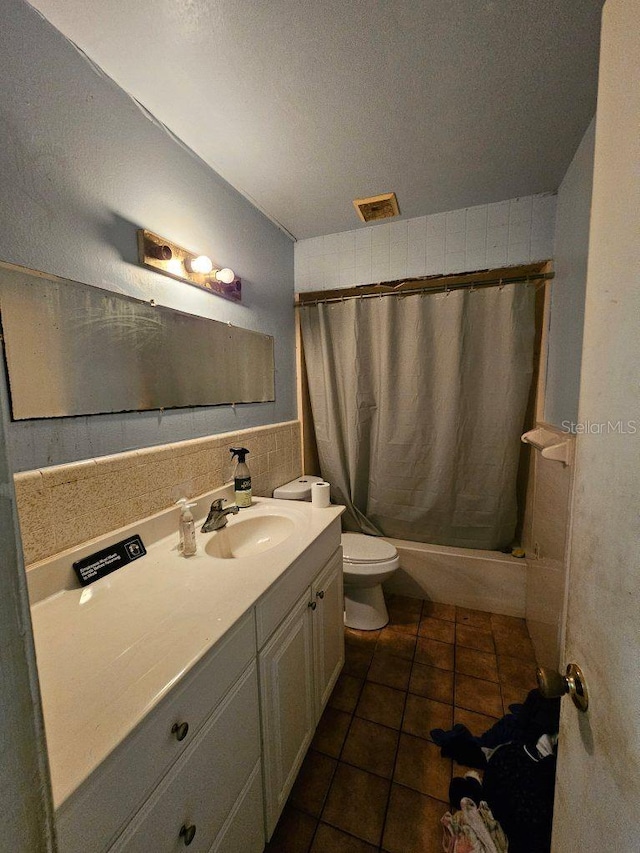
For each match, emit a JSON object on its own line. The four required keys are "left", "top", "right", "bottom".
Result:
{"left": 0, "top": 0, "right": 295, "bottom": 471}
{"left": 544, "top": 118, "right": 596, "bottom": 428}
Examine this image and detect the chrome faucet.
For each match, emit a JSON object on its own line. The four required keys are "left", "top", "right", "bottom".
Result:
{"left": 201, "top": 498, "right": 239, "bottom": 532}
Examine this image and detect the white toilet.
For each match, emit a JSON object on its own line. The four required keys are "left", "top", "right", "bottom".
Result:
{"left": 341, "top": 533, "right": 399, "bottom": 630}
{"left": 273, "top": 477, "right": 400, "bottom": 630}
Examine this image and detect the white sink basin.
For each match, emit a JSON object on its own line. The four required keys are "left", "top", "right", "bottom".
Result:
{"left": 204, "top": 513, "right": 297, "bottom": 559}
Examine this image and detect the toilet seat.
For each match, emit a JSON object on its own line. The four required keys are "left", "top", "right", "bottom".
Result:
{"left": 341, "top": 532, "right": 399, "bottom": 590}
{"left": 341, "top": 533, "right": 398, "bottom": 565}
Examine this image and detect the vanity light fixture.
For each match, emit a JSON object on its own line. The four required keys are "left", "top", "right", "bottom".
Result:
{"left": 137, "top": 229, "right": 241, "bottom": 302}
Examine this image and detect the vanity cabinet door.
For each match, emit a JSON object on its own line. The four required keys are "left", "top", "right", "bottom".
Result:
{"left": 109, "top": 663, "right": 262, "bottom": 853}
{"left": 312, "top": 548, "right": 345, "bottom": 719}
{"left": 259, "top": 589, "right": 316, "bottom": 838}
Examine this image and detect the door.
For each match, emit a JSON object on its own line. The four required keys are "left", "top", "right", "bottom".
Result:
{"left": 258, "top": 589, "right": 316, "bottom": 838}
{"left": 312, "top": 549, "right": 345, "bottom": 719}
{"left": 551, "top": 1, "right": 640, "bottom": 849}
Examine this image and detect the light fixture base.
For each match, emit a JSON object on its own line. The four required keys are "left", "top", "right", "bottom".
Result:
{"left": 137, "top": 230, "right": 241, "bottom": 302}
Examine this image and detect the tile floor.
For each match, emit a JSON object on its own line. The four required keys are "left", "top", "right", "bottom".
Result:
{"left": 265, "top": 595, "right": 539, "bottom": 853}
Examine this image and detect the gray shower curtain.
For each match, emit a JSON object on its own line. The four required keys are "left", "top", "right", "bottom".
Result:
{"left": 299, "top": 284, "right": 536, "bottom": 550}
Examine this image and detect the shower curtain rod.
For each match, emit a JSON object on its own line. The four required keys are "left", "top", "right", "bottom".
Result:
{"left": 295, "top": 264, "right": 554, "bottom": 307}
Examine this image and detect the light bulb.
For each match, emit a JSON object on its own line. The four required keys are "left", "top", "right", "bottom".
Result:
{"left": 215, "top": 268, "right": 235, "bottom": 284}
{"left": 186, "top": 255, "right": 213, "bottom": 274}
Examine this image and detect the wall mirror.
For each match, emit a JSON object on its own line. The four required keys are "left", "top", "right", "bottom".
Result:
{"left": 0, "top": 263, "right": 275, "bottom": 420}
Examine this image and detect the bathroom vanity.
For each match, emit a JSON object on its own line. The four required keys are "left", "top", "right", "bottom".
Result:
{"left": 27, "top": 487, "right": 344, "bottom": 852}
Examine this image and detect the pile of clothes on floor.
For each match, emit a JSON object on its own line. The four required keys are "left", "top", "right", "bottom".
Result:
{"left": 433, "top": 689, "right": 561, "bottom": 853}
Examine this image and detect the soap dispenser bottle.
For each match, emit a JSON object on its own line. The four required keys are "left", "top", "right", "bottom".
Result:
{"left": 176, "top": 498, "right": 198, "bottom": 556}
{"left": 230, "top": 447, "right": 252, "bottom": 508}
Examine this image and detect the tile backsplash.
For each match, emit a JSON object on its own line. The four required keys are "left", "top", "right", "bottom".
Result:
{"left": 523, "top": 423, "right": 575, "bottom": 669}
{"left": 294, "top": 193, "right": 556, "bottom": 291}
{"left": 14, "top": 420, "right": 301, "bottom": 566}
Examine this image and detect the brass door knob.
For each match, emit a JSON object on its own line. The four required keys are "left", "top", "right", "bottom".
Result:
{"left": 536, "top": 663, "right": 589, "bottom": 712}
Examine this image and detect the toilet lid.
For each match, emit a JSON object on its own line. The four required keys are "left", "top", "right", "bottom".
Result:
{"left": 341, "top": 533, "right": 398, "bottom": 563}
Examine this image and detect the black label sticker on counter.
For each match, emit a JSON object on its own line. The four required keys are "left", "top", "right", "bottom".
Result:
{"left": 72, "top": 535, "right": 147, "bottom": 586}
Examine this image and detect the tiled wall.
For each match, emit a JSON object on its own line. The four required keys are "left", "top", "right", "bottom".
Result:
{"left": 14, "top": 421, "right": 301, "bottom": 567}
{"left": 294, "top": 193, "right": 556, "bottom": 291}
{"left": 522, "top": 425, "right": 575, "bottom": 668}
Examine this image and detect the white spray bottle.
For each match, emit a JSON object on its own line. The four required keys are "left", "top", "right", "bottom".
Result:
{"left": 176, "top": 498, "right": 198, "bottom": 556}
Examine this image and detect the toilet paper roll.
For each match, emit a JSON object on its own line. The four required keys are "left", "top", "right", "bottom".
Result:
{"left": 311, "top": 482, "right": 331, "bottom": 508}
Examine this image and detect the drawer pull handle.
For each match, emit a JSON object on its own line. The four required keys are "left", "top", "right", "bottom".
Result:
{"left": 308, "top": 601, "right": 317, "bottom": 610}
{"left": 179, "top": 823, "right": 196, "bottom": 846}
{"left": 316, "top": 590, "right": 325, "bottom": 599}
{"left": 171, "top": 721, "right": 189, "bottom": 741}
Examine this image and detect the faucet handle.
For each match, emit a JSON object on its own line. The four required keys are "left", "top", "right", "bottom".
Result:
{"left": 210, "top": 498, "right": 224, "bottom": 511}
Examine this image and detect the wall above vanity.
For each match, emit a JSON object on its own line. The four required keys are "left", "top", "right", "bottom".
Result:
{"left": 0, "top": 0, "right": 295, "bottom": 472}
{"left": 14, "top": 421, "right": 301, "bottom": 566}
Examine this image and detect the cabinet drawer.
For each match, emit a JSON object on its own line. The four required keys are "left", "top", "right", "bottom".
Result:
{"left": 208, "top": 761, "right": 264, "bottom": 853}
{"left": 57, "top": 612, "right": 256, "bottom": 853}
{"left": 110, "top": 662, "right": 261, "bottom": 853}
{"left": 256, "top": 523, "right": 341, "bottom": 647}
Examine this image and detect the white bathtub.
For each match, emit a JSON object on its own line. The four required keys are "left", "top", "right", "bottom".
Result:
{"left": 382, "top": 537, "right": 526, "bottom": 617}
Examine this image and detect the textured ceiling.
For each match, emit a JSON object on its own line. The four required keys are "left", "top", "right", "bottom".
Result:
{"left": 28, "top": 0, "right": 603, "bottom": 238}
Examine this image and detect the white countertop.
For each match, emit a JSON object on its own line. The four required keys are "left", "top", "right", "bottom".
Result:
{"left": 28, "top": 487, "right": 343, "bottom": 808}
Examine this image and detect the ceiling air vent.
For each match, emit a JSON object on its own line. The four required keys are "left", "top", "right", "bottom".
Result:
{"left": 353, "top": 192, "right": 400, "bottom": 223}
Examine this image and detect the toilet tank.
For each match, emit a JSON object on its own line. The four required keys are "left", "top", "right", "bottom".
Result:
{"left": 272, "top": 476, "right": 324, "bottom": 501}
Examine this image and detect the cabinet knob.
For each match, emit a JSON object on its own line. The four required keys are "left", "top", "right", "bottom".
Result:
{"left": 179, "top": 823, "right": 196, "bottom": 846}
{"left": 171, "top": 721, "right": 189, "bottom": 741}
{"left": 308, "top": 601, "right": 317, "bottom": 610}
{"left": 316, "top": 590, "right": 325, "bottom": 599}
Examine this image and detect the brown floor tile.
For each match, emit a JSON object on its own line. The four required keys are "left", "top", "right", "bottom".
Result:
{"left": 455, "top": 673, "right": 503, "bottom": 717}
{"left": 402, "top": 694, "right": 453, "bottom": 740}
{"left": 345, "top": 627, "right": 381, "bottom": 647}
{"left": 455, "top": 623, "right": 495, "bottom": 653}
{"left": 343, "top": 644, "right": 375, "bottom": 678}
{"left": 289, "top": 750, "right": 337, "bottom": 818}
{"left": 456, "top": 607, "right": 492, "bottom": 629}
{"left": 266, "top": 806, "right": 317, "bottom": 853}
{"left": 342, "top": 717, "right": 399, "bottom": 778}
{"left": 409, "top": 662, "right": 454, "bottom": 704}
{"left": 490, "top": 613, "right": 530, "bottom": 638}
{"left": 310, "top": 823, "right": 378, "bottom": 853}
{"left": 387, "top": 594, "right": 423, "bottom": 618}
{"left": 493, "top": 632, "right": 536, "bottom": 661}
{"left": 394, "top": 733, "right": 452, "bottom": 801}
{"left": 386, "top": 610, "right": 421, "bottom": 636}
{"left": 421, "top": 600, "right": 456, "bottom": 622}
{"left": 418, "top": 616, "right": 456, "bottom": 644}
{"left": 367, "top": 652, "right": 412, "bottom": 691}
{"left": 322, "top": 763, "right": 390, "bottom": 846}
{"left": 376, "top": 627, "right": 417, "bottom": 661}
{"left": 311, "top": 707, "right": 352, "bottom": 758}
{"left": 497, "top": 655, "right": 539, "bottom": 691}
{"left": 356, "top": 682, "right": 406, "bottom": 729}
{"left": 414, "top": 636, "right": 454, "bottom": 670}
{"left": 329, "top": 673, "right": 364, "bottom": 714}
{"left": 382, "top": 784, "right": 445, "bottom": 853}
{"left": 454, "top": 706, "right": 500, "bottom": 735}
{"left": 455, "top": 646, "right": 499, "bottom": 682}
